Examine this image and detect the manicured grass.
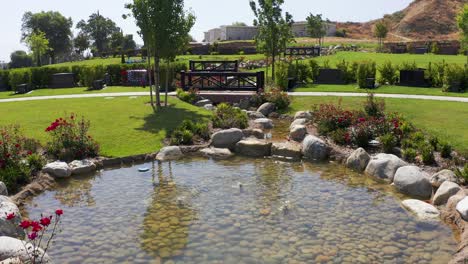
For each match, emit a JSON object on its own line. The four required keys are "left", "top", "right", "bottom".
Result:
{"left": 294, "top": 84, "right": 468, "bottom": 97}
{"left": 0, "top": 96, "right": 211, "bottom": 157}
{"left": 0, "top": 86, "right": 150, "bottom": 100}
{"left": 287, "top": 96, "right": 468, "bottom": 156}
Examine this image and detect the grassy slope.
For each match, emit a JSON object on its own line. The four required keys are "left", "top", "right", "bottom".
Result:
{"left": 287, "top": 96, "right": 468, "bottom": 156}
{"left": 0, "top": 97, "right": 211, "bottom": 157}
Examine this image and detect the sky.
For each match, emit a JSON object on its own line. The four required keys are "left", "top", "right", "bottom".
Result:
{"left": 0, "top": 0, "right": 413, "bottom": 62}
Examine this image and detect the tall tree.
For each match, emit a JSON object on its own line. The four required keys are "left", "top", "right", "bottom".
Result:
{"left": 374, "top": 21, "right": 388, "bottom": 52}
{"left": 21, "top": 11, "right": 73, "bottom": 64}
{"left": 9, "top": 51, "right": 33, "bottom": 69}
{"left": 306, "top": 13, "right": 327, "bottom": 46}
{"left": 77, "top": 12, "right": 120, "bottom": 54}
{"left": 74, "top": 33, "right": 90, "bottom": 56}
{"left": 457, "top": 4, "right": 468, "bottom": 63}
{"left": 25, "top": 31, "right": 50, "bottom": 66}
{"left": 250, "top": 0, "right": 294, "bottom": 81}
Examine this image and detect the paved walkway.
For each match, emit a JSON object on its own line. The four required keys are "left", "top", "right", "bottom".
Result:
{"left": 0, "top": 91, "right": 467, "bottom": 103}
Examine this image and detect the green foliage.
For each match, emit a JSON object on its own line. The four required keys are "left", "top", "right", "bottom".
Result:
{"left": 176, "top": 88, "right": 198, "bottom": 104}
{"left": 440, "top": 141, "right": 453, "bottom": 158}
{"left": 430, "top": 42, "right": 440, "bottom": 54}
{"left": 330, "top": 129, "right": 348, "bottom": 145}
{"left": 380, "top": 133, "right": 397, "bottom": 153}
{"left": 212, "top": 103, "right": 248, "bottom": 129}
{"left": 420, "top": 144, "right": 435, "bottom": 165}
{"left": 275, "top": 61, "right": 290, "bottom": 90}
{"left": 378, "top": 61, "right": 397, "bottom": 85}
{"left": 170, "top": 128, "right": 193, "bottom": 145}
{"left": 357, "top": 61, "right": 376, "bottom": 88}
{"left": 399, "top": 61, "right": 418, "bottom": 71}
{"left": 26, "top": 153, "right": 46, "bottom": 174}
{"left": 402, "top": 148, "right": 417, "bottom": 163}
{"left": 374, "top": 21, "right": 388, "bottom": 50}
{"left": 25, "top": 30, "right": 50, "bottom": 66}
{"left": 0, "top": 164, "right": 30, "bottom": 194}
{"left": 0, "top": 70, "right": 10, "bottom": 90}
{"left": 309, "top": 59, "right": 320, "bottom": 81}
{"left": 443, "top": 64, "right": 466, "bottom": 91}
{"left": 455, "top": 163, "right": 468, "bottom": 183}
{"left": 429, "top": 136, "right": 439, "bottom": 151}
{"left": 76, "top": 12, "right": 119, "bottom": 54}
{"left": 264, "top": 87, "right": 291, "bottom": 110}
{"left": 336, "top": 60, "right": 357, "bottom": 84}
{"left": 457, "top": 4, "right": 468, "bottom": 55}
{"left": 363, "top": 93, "right": 385, "bottom": 117}
{"left": 426, "top": 62, "right": 446, "bottom": 88}
{"left": 9, "top": 68, "right": 32, "bottom": 90}
{"left": 9, "top": 50, "right": 33, "bottom": 69}
{"left": 79, "top": 65, "right": 106, "bottom": 88}
{"left": 306, "top": 13, "right": 327, "bottom": 46}
{"left": 169, "top": 119, "right": 210, "bottom": 145}
{"left": 289, "top": 62, "right": 311, "bottom": 83}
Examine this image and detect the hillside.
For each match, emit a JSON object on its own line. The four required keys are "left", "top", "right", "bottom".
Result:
{"left": 337, "top": 0, "right": 466, "bottom": 41}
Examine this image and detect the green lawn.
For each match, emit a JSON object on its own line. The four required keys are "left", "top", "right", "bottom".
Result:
{"left": 294, "top": 84, "right": 468, "bottom": 97}
{"left": 0, "top": 86, "right": 150, "bottom": 100}
{"left": 287, "top": 96, "right": 468, "bottom": 157}
{"left": 0, "top": 96, "right": 211, "bottom": 157}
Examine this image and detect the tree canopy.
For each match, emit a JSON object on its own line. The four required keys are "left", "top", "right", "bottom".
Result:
{"left": 374, "top": 21, "right": 389, "bottom": 51}
{"left": 77, "top": 12, "right": 120, "bottom": 54}
{"left": 457, "top": 4, "right": 468, "bottom": 57}
{"left": 74, "top": 33, "right": 90, "bottom": 56}
{"left": 21, "top": 11, "right": 73, "bottom": 63}
{"left": 9, "top": 50, "right": 33, "bottom": 69}
{"left": 25, "top": 31, "right": 50, "bottom": 66}
{"left": 306, "top": 13, "right": 328, "bottom": 46}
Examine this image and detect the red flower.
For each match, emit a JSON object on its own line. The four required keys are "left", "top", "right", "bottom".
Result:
{"left": 55, "top": 209, "right": 63, "bottom": 216}
{"left": 40, "top": 216, "right": 52, "bottom": 227}
{"left": 27, "top": 151, "right": 33, "bottom": 156}
{"left": 28, "top": 232, "right": 38, "bottom": 240}
{"left": 5, "top": 153, "right": 11, "bottom": 158}
{"left": 15, "top": 144, "right": 20, "bottom": 148}
{"left": 30, "top": 221, "right": 42, "bottom": 232}
{"left": 19, "top": 220, "right": 31, "bottom": 229}
{"left": 6, "top": 213, "right": 15, "bottom": 220}
{"left": 358, "top": 118, "right": 366, "bottom": 123}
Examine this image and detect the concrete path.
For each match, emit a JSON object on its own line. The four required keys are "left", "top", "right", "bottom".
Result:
{"left": 0, "top": 91, "right": 467, "bottom": 103}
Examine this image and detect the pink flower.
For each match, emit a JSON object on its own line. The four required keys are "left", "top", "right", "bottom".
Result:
{"left": 6, "top": 213, "right": 15, "bottom": 220}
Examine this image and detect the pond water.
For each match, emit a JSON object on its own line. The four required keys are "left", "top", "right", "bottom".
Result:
{"left": 24, "top": 157, "right": 456, "bottom": 264}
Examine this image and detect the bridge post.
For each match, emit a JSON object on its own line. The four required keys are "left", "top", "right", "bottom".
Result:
{"left": 180, "top": 71, "right": 186, "bottom": 91}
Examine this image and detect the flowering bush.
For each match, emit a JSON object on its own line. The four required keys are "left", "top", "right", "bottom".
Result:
{"left": 7, "top": 209, "right": 63, "bottom": 264}
{"left": 212, "top": 103, "right": 248, "bottom": 129}
{"left": 45, "top": 114, "right": 99, "bottom": 162}
{"left": 176, "top": 88, "right": 198, "bottom": 104}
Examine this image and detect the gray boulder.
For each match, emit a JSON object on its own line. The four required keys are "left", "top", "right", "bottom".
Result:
{"left": 69, "top": 160, "right": 96, "bottom": 175}
{"left": 199, "top": 148, "right": 234, "bottom": 159}
{"left": 302, "top": 135, "right": 329, "bottom": 161}
{"left": 253, "top": 118, "right": 274, "bottom": 130}
{"left": 257, "top": 103, "right": 276, "bottom": 116}
{"left": 401, "top": 199, "right": 440, "bottom": 221}
{"left": 294, "top": 111, "right": 312, "bottom": 120}
{"left": 289, "top": 125, "right": 307, "bottom": 142}
{"left": 346, "top": 148, "right": 371, "bottom": 172}
{"left": 211, "top": 128, "right": 244, "bottom": 149}
{"left": 195, "top": 99, "right": 212, "bottom": 107}
{"left": 271, "top": 142, "right": 302, "bottom": 161}
{"left": 433, "top": 181, "right": 462, "bottom": 206}
{"left": 364, "top": 154, "right": 407, "bottom": 182}
{"left": 0, "top": 196, "right": 24, "bottom": 238}
{"left": 242, "top": 129, "right": 265, "bottom": 139}
{"left": 289, "top": 118, "right": 308, "bottom": 130}
{"left": 393, "top": 166, "right": 433, "bottom": 199}
{"left": 42, "top": 161, "right": 72, "bottom": 178}
{"left": 0, "top": 236, "right": 51, "bottom": 263}
{"left": 235, "top": 139, "right": 272, "bottom": 157}
{"left": 430, "top": 169, "right": 458, "bottom": 188}
{"left": 0, "top": 183, "right": 7, "bottom": 196}
{"left": 204, "top": 104, "right": 215, "bottom": 111}
{"left": 246, "top": 111, "right": 266, "bottom": 120}
{"left": 457, "top": 197, "right": 468, "bottom": 221}
{"left": 156, "top": 146, "right": 183, "bottom": 161}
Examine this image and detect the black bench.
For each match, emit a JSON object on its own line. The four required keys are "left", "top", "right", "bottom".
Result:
{"left": 315, "top": 69, "right": 346, "bottom": 85}
{"left": 49, "top": 73, "right": 75, "bottom": 88}
{"left": 16, "top": 84, "right": 32, "bottom": 94}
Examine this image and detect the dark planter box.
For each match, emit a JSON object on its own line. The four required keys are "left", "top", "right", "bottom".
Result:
{"left": 91, "top": 80, "right": 106, "bottom": 90}
{"left": 287, "top": 78, "right": 296, "bottom": 90}
{"left": 413, "top": 47, "right": 428, "bottom": 54}
{"left": 447, "top": 81, "right": 463, "bottom": 93}
{"left": 316, "top": 69, "right": 346, "bottom": 85}
{"left": 399, "top": 70, "right": 429, "bottom": 87}
{"left": 363, "top": 78, "right": 376, "bottom": 89}
{"left": 49, "top": 73, "right": 75, "bottom": 88}
{"left": 16, "top": 84, "right": 31, "bottom": 94}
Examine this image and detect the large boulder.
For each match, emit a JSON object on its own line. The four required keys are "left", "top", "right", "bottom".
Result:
{"left": 294, "top": 111, "right": 312, "bottom": 120}
{"left": 346, "top": 148, "right": 371, "bottom": 172}
{"left": 42, "top": 161, "right": 72, "bottom": 178}
{"left": 235, "top": 139, "right": 272, "bottom": 157}
{"left": 0, "top": 236, "right": 51, "bottom": 263}
{"left": 257, "top": 103, "right": 276, "bottom": 116}
{"left": 456, "top": 197, "right": 468, "bottom": 221}
{"left": 271, "top": 142, "right": 302, "bottom": 161}
{"left": 290, "top": 118, "right": 308, "bottom": 130}
{"left": 0, "top": 196, "right": 24, "bottom": 238}
{"left": 69, "top": 160, "right": 96, "bottom": 176}
{"left": 430, "top": 169, "right": 458, "bottom": 188}
{"left": 301, "top": 135, "right": 329, "bottom": 161}
{"left": 211, "top": 128, "right": 244, "bottom": 149}
{"left": 393, "top": 166, "right": 433, "bottom": 199}
{"left": 433, "top": 181, "right": 462, "bottom": 206}
{"left": 0, "top": 183, "right": 7, "bottom": 196}
{"left": 156, "top": 146, "right": 183, "bottom": 161}
{"left": 195, "top": 99, "right": 212, "bottom": 107}
{"left": 364, "top": 154, "right": 407, "bottom": 182}
{"left": 199, "top": 148, "right": 234, "bottom": 159}
{"left": 401, "top": 199, "right": 440, "bottom": 221}
{"left": 253, "top": 118, "right": 274, "bottom": 130}
{"left": 246, "top": 111, "right": 266, "bottom": 120}
{"left": 242, "top": 129, "right": 265, "bottom": 139}
{"left": 289, "top": 125, "right": 307, "bottom": 142}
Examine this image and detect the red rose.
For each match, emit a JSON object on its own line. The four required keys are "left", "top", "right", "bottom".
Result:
{"left": 6, "top": 213, "right": 15, "bottom": 220}
{"left": 27, "top": 151, "right": 33, "bottom": 156}
{"left": 30, "top": 221, "right": 42, "bottom": 232}
{"left": 40, "top": 216, "right": 52, "bottom": 227}
{"left": 28, "top": 232, "right": 38, "bottom": 240}
{"left": 55, "top": 209, "right": 63, "bottom": 216}
{"left": 19, "top": 220, "right": 31, "bottom": 229}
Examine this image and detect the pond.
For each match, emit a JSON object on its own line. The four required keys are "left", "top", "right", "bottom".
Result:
{"left": 24, "top": 157, "right": 456, "bottom": 264}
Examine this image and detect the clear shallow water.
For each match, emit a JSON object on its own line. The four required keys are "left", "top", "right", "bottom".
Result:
{"left": 24, "top": 157, "right": 456, "bottom": 264}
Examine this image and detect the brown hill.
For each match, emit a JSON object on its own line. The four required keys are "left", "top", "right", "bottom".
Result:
{"left": 337, "top": 0, "right": 466, "bottom": 41}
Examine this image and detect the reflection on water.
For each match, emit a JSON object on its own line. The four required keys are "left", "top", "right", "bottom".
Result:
{"left": 24, "top": 157, "right": 456, "bottom": 264}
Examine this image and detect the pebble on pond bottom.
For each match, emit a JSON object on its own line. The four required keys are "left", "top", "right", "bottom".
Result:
{"left": 24, "top": 157, "right": 456, "bottom": 264}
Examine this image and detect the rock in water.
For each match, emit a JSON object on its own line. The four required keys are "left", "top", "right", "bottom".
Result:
{"left": 456, "top": 197, "right": 468, "bottom": 221}
{"left": 430, "top": 169, "right": 458, "bottom": 188}
{"left": 271, "top": 142, "right": 302, "bottom": 161}
{"left": 346, "top": 148, "right": 371, "bottom": 172}
{"left": 289, "top": 125, "right": 307, "bottom": 142}
{"left": 394, "top": 166, "right": 433, "bottom": 199}
{"left": 156, "top": 146, "right": 183, "bottom": 161}
{"left": 69, "top": 160, "right": 96, "bottom": 175}
{"left": 302, "top": 135, "right": 329, "bottom": 161}
{"left": 253, "top": 118, "right": 274, "bottom": 130}
{"left": 0, "top": 236, "right": 52, "bottom": 263}
{"left": 364, "top": 154, "right": 407, "bottom": 182}
{"left": 401, "top": 199, "right": 440, "bottom": 221}
{"left": 257, "top": 103, "right": 276, "bottom": 116}
{"left": 433, "top": 181, "right": 462, "bottom": 206}
{"left": 211, "top": 128, "right": 244, "bottom": 149}
{"left": 235, "top": 139, "right": 272, "bottom": 157}
{"left": 199, "top": 148, "right": 234, "bottom": 159}
{"left": 42, "top": 161, "right": 72, "bottom": 178}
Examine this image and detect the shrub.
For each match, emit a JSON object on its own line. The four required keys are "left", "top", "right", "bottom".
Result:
{"left": 79, "top": 65, "right": 106, "bottom": 88}
{"left": 420, "top": 144, "right": 435, "bottom": 165}
{"left": 194, "top": 123, "right": 210, "bottom": 140}
{"left": 264, "top": 87, "right": 291, "bottom": 110}
{"left": 9, "top": 68, "right": 32, "bottom": 91}
{"left": 378, "top": 61, "right": 397, "bottom": 85}
{"left": 314, "top": 104, "right": 356, "bottom": 135}
{"left": 309, "top": 59, "right": 320, "bottom": 82}
{"left": 45, "top": 114, "right": 100, "bottom": 162}
{"left": 336, "top": 60, "right": 357, "bottom": 84}
{"left": 289, "top": 63, "right": 311, "bottom": 83}
{"left": 212, "top": 103, "right": 248, "bottom": 129}
{"left": 330, "top": 129, "right": 350, "bottom": 145}
{"left": 26, "top": 153, "right": 46, "bottom": 175}
{"left": 176, "top": 88, "right": 198, "bottom": 104}
{"left": 402, "top": 148, "right": 417, "bottom": 163}
{"left": 351, "top": 122, "right": 372, "bottom": 148}
{"left": 380, "top": 133, "right": 397, "bottom": 153}
{"left": 455, "top": 164, "right": 468, "bottom": 183}
{"left": 429, "top": 136, "right": 439, "bottom": 151}
{"left": 275, "top": 61, "right": 290, "bottom": 90}
{"left": 170, "top": 129, "right": 193, "bottom": 145}
{"left": 439, "top": 141, "right": 452, "bottom": 158}
{"left": 426, "top": 62, "right": 446, "bottom": 88}
{"left": 357, "top": 61, "right": 376, "bottom": 88}
{"left": 363, "top": 93, "right": 385, "bottom": 117}
{"left": 399, "top": 61, "right": 418, "bottom": 71}
{"left": 0, "top": 164, "right": 30, "bottom": 194}
{"left": 443, "top": 64, "right": 465, "bottom": 91}
{"left": 169, "top": 120, "right": 210, "bottom": 145}
{"left": 0, "top": 70, "right": 11, "bottom": 90}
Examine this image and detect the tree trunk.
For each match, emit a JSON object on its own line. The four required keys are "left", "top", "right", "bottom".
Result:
{"left": 271, "top": 50, "right": 276, "bottom": 82}
{"left": 147, "top": 49, "right": 154, "bottom": 107}
{"left": 153, "top": 56, "right": 161, "bottom": 109}
{"left": 165, "top": 60, "right": 169, "bottom": 107}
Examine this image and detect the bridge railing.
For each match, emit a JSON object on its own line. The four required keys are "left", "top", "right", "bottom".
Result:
{"left": 180, "top": 71, "right": 264, "bottom": 92}
{"left": 189, "top": 60, "right": 239, "bottom": 72}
